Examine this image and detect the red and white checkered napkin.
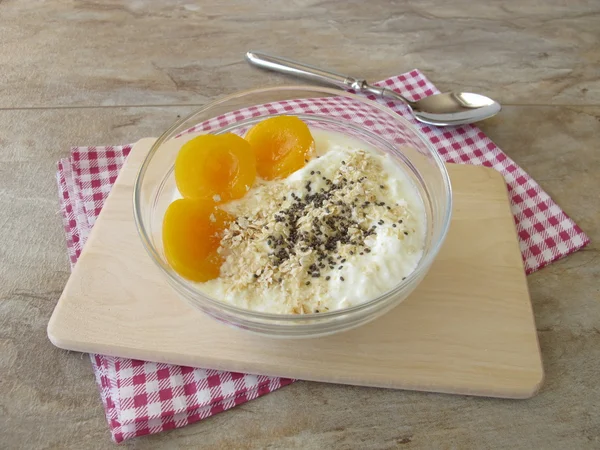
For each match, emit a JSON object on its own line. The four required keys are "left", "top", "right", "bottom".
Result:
{"left": 56, "top": 70, "right": 589, "bottom": 442}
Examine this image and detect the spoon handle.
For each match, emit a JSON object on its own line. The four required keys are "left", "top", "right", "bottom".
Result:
{"left": 246, "top": 51, "right": 369, "bottom": 91}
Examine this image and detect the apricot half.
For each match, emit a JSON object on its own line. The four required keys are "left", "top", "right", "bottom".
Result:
{"left": 175, "top": 133, "right": 256, "bottom": 203}
{"left": 245, "top": 116, "right": 315, "bottom": 180}
{"left": 162, "top": 198, "right": 233, "bottom": 282}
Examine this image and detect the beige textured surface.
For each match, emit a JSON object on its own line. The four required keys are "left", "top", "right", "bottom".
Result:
{"left": 48, "top": 139, "right": 542, "bottom": 398}
{"left": 0, "top": 0, "right": 599, "bottom": 448}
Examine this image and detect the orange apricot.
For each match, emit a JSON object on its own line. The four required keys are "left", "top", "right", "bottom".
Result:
{"left": 175, "top": 133, "right": 256, "bottom": 203}
{"left": 162, "top": 198, "right": 233, "bottom": 282}
{"left": 245, "top": 116, "right": 315, "bottom": 180}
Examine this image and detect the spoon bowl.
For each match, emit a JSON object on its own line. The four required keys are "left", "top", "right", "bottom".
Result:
{"left": 384, "top": 90, "right": 502, "bottom": 126}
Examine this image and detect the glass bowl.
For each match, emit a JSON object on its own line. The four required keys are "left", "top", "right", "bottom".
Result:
{"left": 133, "top": 86, "right": 452, "bottom": 338}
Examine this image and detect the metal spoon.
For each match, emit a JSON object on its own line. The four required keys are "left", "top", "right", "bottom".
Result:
{"left": 246, "top": 51, "right": 501, "bottom": 126}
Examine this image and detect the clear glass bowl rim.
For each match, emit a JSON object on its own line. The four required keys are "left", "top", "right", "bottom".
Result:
{"left": 133, "top": 85, "right": 453, "bottom": 323}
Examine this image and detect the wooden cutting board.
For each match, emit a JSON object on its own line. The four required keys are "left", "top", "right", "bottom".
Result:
{"left": 48, "top": 138, "right": 543, "bottom": 399}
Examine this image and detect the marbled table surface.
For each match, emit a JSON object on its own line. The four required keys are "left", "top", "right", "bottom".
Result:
{"left": 1, "top": 1, "right": 599, "bottom": 448}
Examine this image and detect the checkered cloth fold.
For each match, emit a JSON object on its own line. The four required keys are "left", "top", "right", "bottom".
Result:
{"left": 56, "top": 70, "right": 589, "bottom": 442}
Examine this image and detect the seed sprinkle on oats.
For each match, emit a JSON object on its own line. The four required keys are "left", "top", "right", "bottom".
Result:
{"left": 213, "top": 148, "right": 414, "bottom": 314}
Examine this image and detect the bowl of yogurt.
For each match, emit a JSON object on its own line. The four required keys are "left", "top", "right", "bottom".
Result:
{"left": 134, "top": 86, "right": 452, "bottom": 338}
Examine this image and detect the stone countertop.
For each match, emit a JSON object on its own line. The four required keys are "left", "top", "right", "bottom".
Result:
{"left": 1, "top": 1, "right": 598, "bottom": 448}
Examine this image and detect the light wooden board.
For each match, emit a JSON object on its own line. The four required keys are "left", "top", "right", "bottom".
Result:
{"left": 48, "top": 138, "right": 543, "bottom": 399}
